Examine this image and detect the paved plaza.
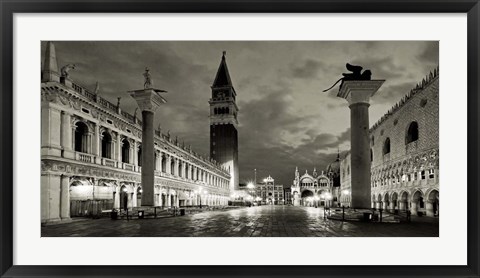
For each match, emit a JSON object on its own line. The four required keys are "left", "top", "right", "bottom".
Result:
{"left": 42, "top": 206, "right": 439, "bottom": 237}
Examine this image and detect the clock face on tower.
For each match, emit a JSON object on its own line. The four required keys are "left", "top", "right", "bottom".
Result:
{"left": 215, "top": 91, "right": 226, "bottom": 99}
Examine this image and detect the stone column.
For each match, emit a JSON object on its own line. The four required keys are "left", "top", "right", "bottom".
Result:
{"left": 93, "top": 124, "right": 100, "bottom": 159}
{"left": 60, "top": 174, "right": 71, "bottom": 220}
{"left": 411, "top": 202, "right": 418, "bottom": 215}
{"left": 337, "top": 80, "right": 384, "bottom": 209}
{"left": 167, "top": 193, "right": 171, "bottom": 207}
{"left": 382, "top": 201, "right": 388, "bottom": 211}
{"left": 129, "top": 87, "right": 167, "bottom": 207}
{"left": 165, "top": 155, "right": 172, "bottom": 174}
{"left": 426, "top": 201, "right": 434, "bottom": 217}
{"left": 133, "top": 185, "right": 138, "bottom": 207}
{"left": 399, "top": 201, "right": 406, "bottom": 211}
{"left": 174, "top": 159, "right": 179, "bottom": 176}
{"left": 41, "top": 105, "right": 62, "bottom": 156}
{"left": 41, "top": 173, "right": 61, "bottom": 223}
{"left": 133, "top": 140, "right": 138, "bottom": 166}
{"left": 61, "top": 111, "right": 74, "bottom": 159}
{"left": 116, "top": 133, "right": 122, "bottom": 163}
{"left": 114, "top": 186, "right": 120, "bottom": 209}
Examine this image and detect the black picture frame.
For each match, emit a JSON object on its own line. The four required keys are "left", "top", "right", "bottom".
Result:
{"left": 1, "top": 1, "right": 479, "bottom": 277}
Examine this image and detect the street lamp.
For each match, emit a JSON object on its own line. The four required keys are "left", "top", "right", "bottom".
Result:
{"left": 342, "top": 189, "right": 350, "bottom": 207}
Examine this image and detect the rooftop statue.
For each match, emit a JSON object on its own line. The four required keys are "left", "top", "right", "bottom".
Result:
{"left": 143, "top": 67, "right": 152, "bottom": 89}
{"left": 60, "top": 64, "right": 76, "bottom": 78}
{"left": 323, "top": 63, "right": 372, "bottom": 92}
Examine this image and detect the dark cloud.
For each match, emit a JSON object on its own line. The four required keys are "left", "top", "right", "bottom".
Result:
{"left": 42, "top": 41, "right": 438, "bottom": 187}
{"left": 291, "top": 59, "right": 326, "bottom": 79}
{"left": 418, "top": 41, "right": 439, "bottom": 65}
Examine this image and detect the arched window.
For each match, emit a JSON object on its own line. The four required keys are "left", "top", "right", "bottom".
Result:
{"left": 370, "top": 149, "right": 373, "bottom": 162}
{"left": 74, "top": 122, "right": 89, "bottom": 153}
{"left": 121, "top": 139, "right": 130, "bottom": 163}
{"left": 100, "top": 131, "right": 112, "bottom": 158}
{"left": 371, "top": 136, "right": 375, "bottom": 146}
{"left": 214, "top": 108, "right": 218, "bottom": 114}
{"left": 178, "top": 161, "right": 183, "bottom": 177}
{"left": 226, "top": 107, "right": 230, "bottom": 114}
{"left": 137, "top": 146, "right": 142, "bottom": 166}
{"left": 170, "top": 159, "right": 175, "bottom": 175}
{"left": 406, "top": 121, "right": 419, "bottom": 144}
{"left": 161, "top": 155, "right": 167, "bottom": 173}
{"left": 383, "top": 138, "right": 391, "bottom": 155}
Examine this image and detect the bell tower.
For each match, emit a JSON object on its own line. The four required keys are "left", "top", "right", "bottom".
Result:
{"left": 209, "top": 51, "right": 239, "bottom": 191}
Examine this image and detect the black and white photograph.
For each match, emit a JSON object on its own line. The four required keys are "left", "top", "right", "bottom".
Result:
{"left": 40, "top": 41, "right": 439, "bottom": 237}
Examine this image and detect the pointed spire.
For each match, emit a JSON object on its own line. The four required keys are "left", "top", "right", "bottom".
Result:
{"left": 212, "top": 50, "right": 233, "bottom": 87}
{"left": 42, "top": 41, "right": 60, "bottom": 82}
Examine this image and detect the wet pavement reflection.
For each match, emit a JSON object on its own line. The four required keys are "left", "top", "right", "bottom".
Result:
{"left": 42, "top": 205, "right": 439, "bottom": 237}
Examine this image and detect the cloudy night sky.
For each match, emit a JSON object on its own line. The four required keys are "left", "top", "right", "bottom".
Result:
{"left": 41, "top": 41, "right": 438, "bottom": 187}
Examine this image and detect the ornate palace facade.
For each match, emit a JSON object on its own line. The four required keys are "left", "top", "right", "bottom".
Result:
{"left": 291, "top": 166, "right": 340, "bottom": 207}
{"left": 41, "top": 42, "right": 232, "bottom": 224}
{"left": 339, "top": 68, "right": 439, "bottom": 216}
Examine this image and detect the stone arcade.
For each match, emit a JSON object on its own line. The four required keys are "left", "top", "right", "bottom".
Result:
{"left": 41, "top": 42, "right": 235, "bottom": 223}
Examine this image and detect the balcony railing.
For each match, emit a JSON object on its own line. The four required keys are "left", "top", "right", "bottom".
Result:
{"left": 123, "top": 163, "right": 135, "bottom": 171}
{"left": 75, "top": 152, "right": 96, "bottom": 163}
{"left": 102, "top": 158, "right": 117, "bottom": 168}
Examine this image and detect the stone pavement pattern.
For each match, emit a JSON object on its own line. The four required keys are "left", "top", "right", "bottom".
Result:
{"left": 42, "top": 205, "right": 439, "bottom": 237}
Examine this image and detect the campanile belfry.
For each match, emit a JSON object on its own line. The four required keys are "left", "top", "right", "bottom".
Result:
{"left": 209, "top": 51, "right": 239, "bottom": 192}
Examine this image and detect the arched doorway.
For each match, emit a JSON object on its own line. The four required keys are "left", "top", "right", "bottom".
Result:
{"left": 412, "top": 191, "right": 425, "bottom": 215}
{"left": 391, "top": 192, "right": 398, "bottom": 211}
{"left": 383, "top": 193, "right": 390, "bottom": 211}
{"left": 301, "top": 190, "right": 314, "bottom": 206}
{"left": 400, "top": 191, "right": 409, "bottom": 211}
{"left": 120, "top": 186, "right": 129, "bottom": 211}
{"left": 426, "top": 190, "right": 439, "bottom": 217}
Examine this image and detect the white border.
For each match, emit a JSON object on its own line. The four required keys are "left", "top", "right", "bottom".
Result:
{"left": 14, "top": 14, "right": 467, "bottom": 265}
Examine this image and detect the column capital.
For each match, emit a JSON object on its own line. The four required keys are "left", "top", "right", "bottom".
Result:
{"left": 128, "top": 89, "right": 167, "bottom": 113}
{"left": 337, "top": 80, "right": 385, "bottom": 106}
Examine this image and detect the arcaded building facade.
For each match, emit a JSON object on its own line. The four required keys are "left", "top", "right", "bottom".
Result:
{"left": 339, "top": 68, "right": 439, "bottom": 216}
{"left": 41, "top": 42, "right": 232, "bottom": 223}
